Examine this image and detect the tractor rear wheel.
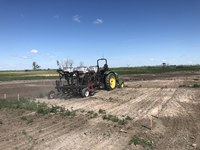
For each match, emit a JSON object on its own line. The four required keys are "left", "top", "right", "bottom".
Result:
{"left": 81, "top": 88, "right": 90, "bottom": 97}
{"left": 105, "top": 73, "right": 116, "bottom": 90}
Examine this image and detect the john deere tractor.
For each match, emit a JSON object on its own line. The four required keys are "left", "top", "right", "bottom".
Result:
{"left": 48, "top": 58, "right": 124, "bottom": 99}
{"left": 96, "top": 58, "right": 124, "bottom": 90}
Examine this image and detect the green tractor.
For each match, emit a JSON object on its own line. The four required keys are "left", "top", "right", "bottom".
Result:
{"left": 48, "top": 58, "right": 124, "bottom": 99}
{"left": 95, "top": 58, "right": 124, "bottom": 90}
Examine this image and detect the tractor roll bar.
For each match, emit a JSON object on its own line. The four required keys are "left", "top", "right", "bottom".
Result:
{"left": 97, "top": 58, "right": 107, "bottom": 69}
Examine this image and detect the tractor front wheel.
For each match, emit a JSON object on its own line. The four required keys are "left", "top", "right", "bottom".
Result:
{"left": 105, "top": 73, "right": 116, "bottom": 90}
{"left": 118, "top": 81, "right": 125, "bottom": 88}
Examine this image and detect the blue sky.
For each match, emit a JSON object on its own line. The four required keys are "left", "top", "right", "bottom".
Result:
{"left": 0, "top": 0, "right": 200, "bottom": 70}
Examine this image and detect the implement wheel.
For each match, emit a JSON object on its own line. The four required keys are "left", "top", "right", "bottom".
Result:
{"left": 89, "top": 91, "right": 95, "bottom": 96}
{"left": 105, "top": 73, "right": 116, "bottom": 90}
{"left": 82, "top": 88, "right": 90, "bottom": 97}
{"left": 48, "top": 91, "right": 56, "bottom": 99}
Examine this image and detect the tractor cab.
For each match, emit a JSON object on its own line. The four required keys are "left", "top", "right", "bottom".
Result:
{"left": 96, "top": 58, "right": 124, "bottom": 90}
{"left": 97, "top": 58, "right": 108, "bottom": 72}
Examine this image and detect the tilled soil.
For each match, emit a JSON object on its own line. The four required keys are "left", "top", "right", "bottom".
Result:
{"left": 0, "top": 80, "right": 55, "bottom": 99}
{"left": 0, "top": 73, "right": 200, "bottom": 150}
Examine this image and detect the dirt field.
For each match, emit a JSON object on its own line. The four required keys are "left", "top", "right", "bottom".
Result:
{"left": 0, "top": 80, "right": 54, "bottom": 99}
{"left": 0, "top": 72, "right": 200, "bottom": 150}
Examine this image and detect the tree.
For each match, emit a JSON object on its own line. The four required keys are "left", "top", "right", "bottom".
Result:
{"left": 32, "top": 61, "right": 40, "bottom": 70}
{"left": 162, "top": 62, "right": 166, "bottom": 68}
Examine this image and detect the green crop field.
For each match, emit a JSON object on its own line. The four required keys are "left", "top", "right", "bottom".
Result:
{"left": 0, "top": 65, "right": 200, "bottom": 81}
{"left": 0, "top": 70, "right": 58, "bottom": 81}
{"left": 112, "top": 65, "right": 200, "bottom": 75}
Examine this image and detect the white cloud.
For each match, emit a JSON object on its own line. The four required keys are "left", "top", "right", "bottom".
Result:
{"left": 30, "top": 49, "right": 38, "bottom": 54}
{"left": 73, "top": 15, "right": 81, "bottom": 23}
{"left": 93, "top": 18, "right": 103, "bottom": 24}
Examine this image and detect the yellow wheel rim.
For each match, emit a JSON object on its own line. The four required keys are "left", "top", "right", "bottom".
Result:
{"left": 110, "top": 77, "right": 116, "bottom": 89}
{"left": 121, "top": 83, "right": 124, "bottom": 88}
